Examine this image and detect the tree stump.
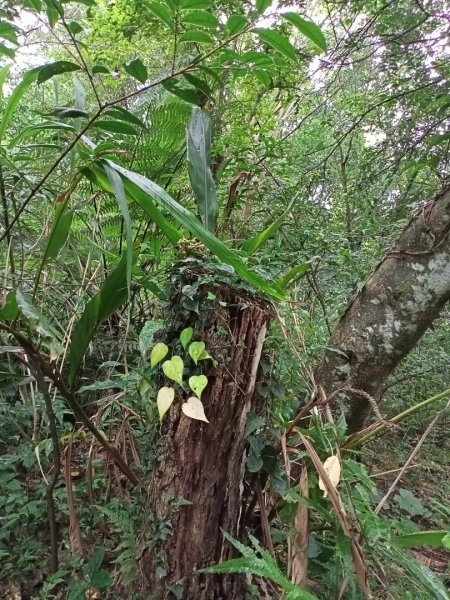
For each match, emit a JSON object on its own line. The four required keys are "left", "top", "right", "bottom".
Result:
{"left": 142, "top": 284, "right": 271, "bottom": 599}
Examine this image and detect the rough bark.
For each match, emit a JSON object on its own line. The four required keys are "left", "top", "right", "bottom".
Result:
{"left": 142, "top": 286, "right": 270, "bottom": 599}
{"left": 315, "top": 186, "right": 450, "bottom": 433}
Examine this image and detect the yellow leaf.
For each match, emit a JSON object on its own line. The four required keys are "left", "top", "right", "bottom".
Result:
{"left": 157, "top": 386, "right": 175, "bottom": 421}
{"left": 181, "top": 396, "right": 209, "bottom": 423}
{"left": 318, "top": 455, "right": 341, "bottom": 498}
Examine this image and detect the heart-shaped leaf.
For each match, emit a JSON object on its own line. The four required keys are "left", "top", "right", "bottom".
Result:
{"left": 180, "top": 327, "right": 193, "bottom": 349}
{"left": 188, "top": 341, "right": 206, "bottom": 364}
{"left": 157, "top": 386, "right": 175, "bottom": 421}
{"left": 188, "top": 374, "right": 208, "bottom": 399}
{"left": 182, "top": 397, "right": 209, "bottom": 422}
{"left": 150, "top": 342, "right": 169, "bottom": 368}
{"left": 318, "top": 455, "right": 341, "bottom": 498}
{"left": 162, "top": 355, "right": 184, "bottom": 386}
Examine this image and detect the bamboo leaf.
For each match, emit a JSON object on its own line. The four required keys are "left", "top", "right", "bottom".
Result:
{"left": 101, "top": 159, "right": 284, "bottom": 299}
{"left": 42, "top": 202, "right": 73, "bottom": 265}
{"left": 69, "top": 252, "right": 137, "bottom": 385}
{"left": 392, "top": 531, "right": 450, "bottom": 549}
{"left": 0, "top": 67, "right": 40, "bottom": 142}
{"left": 241, "top": 199, "right": 294, "bottom": 255}
{"left": 187, "top": 107, "right": 218, "bottom": 232}
{"left": 105, "top": 163, "right": 133, "bottom": 298}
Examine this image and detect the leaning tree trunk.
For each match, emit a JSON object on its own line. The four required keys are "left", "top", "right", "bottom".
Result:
{"left": 142, "top": 282, "right": 270, "bottom": 599}
{"left": 316, "top": 185, "right": 450, "bottom": 433}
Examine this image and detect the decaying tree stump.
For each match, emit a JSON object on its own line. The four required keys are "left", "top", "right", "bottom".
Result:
{"left": 142, "top": 280, "right": 271, "bottom": 599}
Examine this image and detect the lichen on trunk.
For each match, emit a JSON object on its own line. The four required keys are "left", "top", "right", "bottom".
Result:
{"left": 316, "top": 186, "right": 450, "bottom": 433}
{"left": 141, "top": 262, "right": 271, "bottom": 599}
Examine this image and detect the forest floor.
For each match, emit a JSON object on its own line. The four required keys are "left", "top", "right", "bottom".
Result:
{"left": 365, "top": 433, "right": 450, "bottom": 581}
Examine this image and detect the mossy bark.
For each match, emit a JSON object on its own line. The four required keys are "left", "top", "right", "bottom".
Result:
{"left": 316, "top": 186, "right": 450, "bottom": 433}
{"left": 142, "top": 285, "right": 270, "bottom": 599}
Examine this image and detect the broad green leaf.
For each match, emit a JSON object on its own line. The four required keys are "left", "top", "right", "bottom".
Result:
{"left": 50, "top": 107, "right": 88, "bottom": 119}
{"left": 181, "top": 10, "right": 218, "bottom": 29}
{"left": 92, "top": 120, "right": 139, "bottom": 135}
{"left": 89, "top": 162, "right": 181, "bottom": 246}
{"left": 45, "top": 1, "right": 60, "bottom": 27}
{"left": 97, "top": 251, "right": 137, "bottom": 322}
{"left": 182, "top": 397, "right": 208, "bottom": 422}
{"left": 179, "top": 30, "right": 214, "bottom": 44}
{"left": 188, "top": 341, "right": 205, "bottom": 364}
{"left": 443, "top": 534, "right": 450, "bottom": 549}
{"left": 145, "top": 1, "right": 174, "bottom": 30}
{"left": 188, "top": 374, "right": 208, "bottom": 399}
{"left": 103, "top": 106, "right": 146, "bottom": 129}
{"left": 105, "top": 163, "right": 133, "bottom": 298}
{"left": 183, "top": 73, "right": 212, "bottom": 97}
{"left": 37, "top": 61, "right": 81, "bottom": 84}
{"left": 157, "top": 386, "right": 175, "bottom": 421}
{"left": 42, "top": 203, "right": 73, "bottom": 265}
{"left": 69, "top": 252, "right": 137, "bottom": 385}
{"left": 256, "top": 0, "right": 273, "bottom": 14}
{"left": 276, "top": 261, "right": 312, "bottom": 289}
{"left": 0, "top": 22, "right": 18, "bottom": 45}
{"left": 254, "top": 69, "right": 271, "bottom": 88}
{"left": 392, "top": 531, "right": 450, "bottom": 549}
{"left": 241, "top": 199, "right": 294, "bottom": 255}
{"left": 187, "top": 107, "right": 218, "bottom": 232}
{"left": 226, "top": 15, "right": 247, "bottom": 36}
{"left": 67, "top": 21, "right": 83, "bottom": 35}
{"left": 282, "top": 13, "right": 327, "bottom": 52}
{"left": 180, "top": 327, "right": 193, "bottom": 349}
{"left": 0, "top": 44, "right": 15, "bottom": 59}
{"left": 0, "top": 65, "right": 11, "bottom": 95}
{"left": 151, "top": 342, "right": 169, "bottom": 368}
{"left": 162, "top": 79, "right": 201, "bottom": 104}
{"left": 69, "top": 294, "right": 99, "bottom": 386}
{"left": 124, "top": 58, "right": 148, "bottom": 84}
{"left": 180, "top": 0, "right": 211, "bottom": 7}
{"left": 9, "top": 121, "right": 75, "bottom": 148}
{"left": 92, "top": 64, "right": 110, "bottom": 74}
{"left": 0, "top": 67, "right": 39, "bottom": 143}
{"left": 0, "top": 290, "right": 19, "bottom": 320}
{"left": 101, "top": 159, "right": 285, "bottom": 299}
{"left": 162, "top": 355, "right": 184, "bottom": 386}
{"left": 254, "top": 28, "right": 297, "bottom": 62}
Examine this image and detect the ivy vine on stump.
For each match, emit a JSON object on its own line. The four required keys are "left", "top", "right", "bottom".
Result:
{"left": 141, "top": 263, "right": 271, "bottom": 599}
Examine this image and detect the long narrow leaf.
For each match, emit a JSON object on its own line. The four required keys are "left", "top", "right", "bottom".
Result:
{"left": 105, "top": 163, "right": 133, "bottom": 298}
{"left": 0, "top": 67, "right": 40, "bottom": 143}
{"left": 241, "top": 199, "right": 295, "bottom": 256}
{"left": 68, "top": 251, "right": 137, "bottom": 385}
{"left": 187, "top": 107, "right": 218, "bottom": 232}
{"left": 105, "top": 160, "right": 284, "bottom": 299}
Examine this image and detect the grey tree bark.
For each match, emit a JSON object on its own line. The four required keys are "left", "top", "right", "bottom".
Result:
{"left": 315, "top": 186, "right": 450, "bottom": 433}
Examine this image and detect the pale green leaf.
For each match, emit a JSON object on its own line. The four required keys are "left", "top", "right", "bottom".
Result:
{"left": 180, "top": 327, "right": 193, "bottom": 349}
{"left": 188, "top": 341, "right": 205, "bottom": 364}
{"left": 162, "top": 355, "right": 184, "bottom": 386}
{"left": 188, "top": 374, "right": 208, "bottom": 399}
{"left": 182, "top": 396, "right": 209, "bottom": 422}
{"left": 157, "top": 386, "right": 175, "bottom": 421}
{"left": 151, "top": 342, "right": 169, "bottom": 368}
